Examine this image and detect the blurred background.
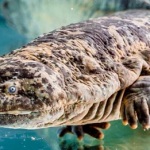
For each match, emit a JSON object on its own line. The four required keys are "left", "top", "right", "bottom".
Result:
{"left": 0, "top": 0, "right": 150, "bottom": 149}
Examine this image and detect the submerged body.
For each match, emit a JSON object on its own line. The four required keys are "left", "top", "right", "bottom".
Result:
{"left": 0, "top": 10, "right": 150, "bottom": 130}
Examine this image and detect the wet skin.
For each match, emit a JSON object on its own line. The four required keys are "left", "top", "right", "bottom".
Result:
{"left": 0, "top": 10, "right": 150, "bottom": 139}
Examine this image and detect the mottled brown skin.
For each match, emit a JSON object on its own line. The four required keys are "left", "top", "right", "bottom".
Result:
{"left": 0, "top": 10, "right": 150, "bottom": 139}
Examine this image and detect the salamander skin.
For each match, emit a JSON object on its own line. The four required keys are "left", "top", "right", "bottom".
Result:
{"left": 0, "top": 10, "right": 149, "bottom": 134}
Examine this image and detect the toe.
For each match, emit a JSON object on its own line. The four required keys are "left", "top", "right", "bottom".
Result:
{"left": 121, "top": 103, "right": 128, "bottom": 126}
{"left": 135, "top": 98, "right": 150, "bottom": 129}
{"left": 91, "top": 122, "right": 111, "bottom": 129}
{"left": 83, "top": 125, "right": 104, "bottom": 139}
{"left": 58, "top": 126, "right": 72, "bottom": 137}
{"left": 72, "top": 126, "right": 84, "bottom": 140}
{"left": 125, "top": 100, "right": 137, "bottom": 129}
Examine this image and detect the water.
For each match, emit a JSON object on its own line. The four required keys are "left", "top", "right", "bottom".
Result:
{"left": 0, "top": 15, "right": 27, "bottom": 55}
{"left": 0, "top": 0, "right": 150, "bottom": 149}
{"left": 0, "top": 121, "right": 150, "bottom": 150}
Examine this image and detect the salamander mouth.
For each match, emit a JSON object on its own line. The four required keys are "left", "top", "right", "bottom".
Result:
{"left": 0, "top": 109, "right": 63, "bottom": 128}
{"left": 0, "top": 110, "right": 44, "bottom": 129}
{"left": 0, "top": 110, "right": 37, "bottom": 115}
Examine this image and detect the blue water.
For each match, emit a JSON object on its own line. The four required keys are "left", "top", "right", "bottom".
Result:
{"left": 0, "top": 1, "right": 150, "bottom": 150}
{"left": 0, "top": 121, "right": 150, "bottom": 150}
{"left": 0, "top": 15, "right": 27, "bottom": 55}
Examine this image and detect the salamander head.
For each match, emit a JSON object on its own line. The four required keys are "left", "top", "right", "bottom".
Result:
{"left": 0, "top": 57, "right": 65, "bottom": 129}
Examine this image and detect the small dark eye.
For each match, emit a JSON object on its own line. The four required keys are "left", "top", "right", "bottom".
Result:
{"left": 8, "top": 86, "right": 16, "bottom": 94}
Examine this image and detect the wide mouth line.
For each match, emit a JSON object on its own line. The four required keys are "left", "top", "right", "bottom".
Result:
{"left": 0, "top": 110, "right": 36, "bottom": 115}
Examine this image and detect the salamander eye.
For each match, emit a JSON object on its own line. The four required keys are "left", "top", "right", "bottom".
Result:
{"left": 8, "top": 86, "right": 16, "bottom": 94}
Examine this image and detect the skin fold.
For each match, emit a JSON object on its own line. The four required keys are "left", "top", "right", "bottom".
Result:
{"left": 0, "top": 10, "right": 150, "bottom": 139}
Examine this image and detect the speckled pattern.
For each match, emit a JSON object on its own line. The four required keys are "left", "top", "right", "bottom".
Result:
{"left": 0, "top": 10, "right": 150, "bottom": 129}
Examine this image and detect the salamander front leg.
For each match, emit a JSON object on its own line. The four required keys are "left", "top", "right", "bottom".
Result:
{"left": 121, "top": 76, "right": 150, "bottom": 129}
{"left": 58, "top": 122, "right": 110, "bottom": 140}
